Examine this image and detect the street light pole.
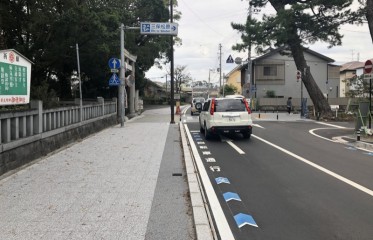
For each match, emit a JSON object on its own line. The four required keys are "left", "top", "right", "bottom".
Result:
{"left": 75, "top": 43, "right": 83, "bottom": 122}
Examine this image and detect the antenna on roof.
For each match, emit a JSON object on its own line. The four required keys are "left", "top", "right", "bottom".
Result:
{"left": 351, "top": 49, "right": 354, "bottom": 61}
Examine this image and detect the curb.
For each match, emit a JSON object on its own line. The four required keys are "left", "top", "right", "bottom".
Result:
{"left": 340, "top": 135, "right": 373, "bottom": 152}
{"left": 179, "top": 123, "right": 215, "bottom": 240}
{"left": 351, "top": 140, "right": 373, "bottom": 152}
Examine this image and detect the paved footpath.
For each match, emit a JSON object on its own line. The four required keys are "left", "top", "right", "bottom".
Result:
{"left": 0, "top": 106, "right": 195, "bottom": 240}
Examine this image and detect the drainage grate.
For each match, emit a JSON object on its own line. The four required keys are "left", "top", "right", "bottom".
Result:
{"left": 172, "top": 173, "right": 183, "bottom": 176}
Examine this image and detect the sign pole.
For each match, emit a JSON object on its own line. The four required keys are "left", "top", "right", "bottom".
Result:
{"left": 364, "top": 59, "right": 372, "bottom": 129}
{"left": 119, "top": 24, "right": 125, "bottom": 127}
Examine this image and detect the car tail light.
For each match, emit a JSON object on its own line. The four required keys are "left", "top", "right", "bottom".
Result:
{"left": 244, "top": 98, "right": 251, "bottom": 114}
{"left": 210, "top": 98, "right": 215, "bottom": 115}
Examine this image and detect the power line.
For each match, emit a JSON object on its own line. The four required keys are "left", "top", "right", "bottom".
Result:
{"left": 179, "top": 0, "right": 223, "bottom": 36}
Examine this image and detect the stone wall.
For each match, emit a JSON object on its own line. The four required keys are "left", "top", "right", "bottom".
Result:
{"left": 0, "top": 115, "right": 117, "bottom": 177}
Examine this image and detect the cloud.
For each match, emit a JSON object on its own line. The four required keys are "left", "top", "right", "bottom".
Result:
{"left": 146, "top": 0, "right": 373, "bottom": 83}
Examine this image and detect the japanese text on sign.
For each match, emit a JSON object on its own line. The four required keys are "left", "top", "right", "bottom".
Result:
{"left": 0, "top": 62, "right": 27, "bottom": 95}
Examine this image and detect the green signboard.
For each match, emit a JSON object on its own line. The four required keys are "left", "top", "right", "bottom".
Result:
{"left": 0, "top": 62, "right": 27, "bottom": 95}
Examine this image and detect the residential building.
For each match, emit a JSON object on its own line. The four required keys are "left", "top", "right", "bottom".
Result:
{"left": 339, "top": 61, "right": 364, "bottom": 97}
{"left": 225, "top": 47, "right": 340, "bottom": 100}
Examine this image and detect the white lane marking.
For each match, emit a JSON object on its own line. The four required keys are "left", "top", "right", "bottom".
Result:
{"left": 210, "top": 166, "right": 221, "bottom": 172}
{"left": 332, "top": 136, "right": 349, "bottom": 143}
{"left": 315, "top": 122, "right": 347, "bottom": 129}
{"left": 252, "top": 134, "right": 373, "bottom": 197}
{"left": 309, "top": 128, "right": 337, "bottom": 143}
{"left": 252, "top": 123, "right": 265, "bottom": 129}
{"left": 310, "top": 126, "right": 354, "bottom": 143}
{"left": 227, "top": 141, "right": 245, "bottom": 155}
{"left": 182, "top": 106, "right": 189, "bottom": 115}
{"left": 184, "top": 125, "right": 235, "bottom": 240}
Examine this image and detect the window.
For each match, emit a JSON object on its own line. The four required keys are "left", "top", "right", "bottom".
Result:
{"left": 202, "top": 100, "right": 210, "bottom": 111}
{"left": 263, "top": 66, "right": 277, "bottom": 76}
{"left": 215, "top": 99, "right": 246, "bottom": 112}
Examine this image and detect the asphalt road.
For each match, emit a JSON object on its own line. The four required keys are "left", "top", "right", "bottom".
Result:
{"left": 184, "top": 111, "right": 373, "bottom": 240}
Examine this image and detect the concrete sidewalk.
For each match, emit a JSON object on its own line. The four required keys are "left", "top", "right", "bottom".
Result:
{"left": 0, "top": 107, "right": 195, "bottom": 240}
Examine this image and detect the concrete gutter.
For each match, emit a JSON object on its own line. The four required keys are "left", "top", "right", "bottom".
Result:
{"left": 179, "top": 123, "right": 215, "bottom": 240}
{"left": 352, "top": 140, "right": 373, "bottom": 152}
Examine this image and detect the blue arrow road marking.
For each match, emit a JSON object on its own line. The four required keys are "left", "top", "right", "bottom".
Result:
{"left": 223, "top": 192, "right": 241, "bottom": 202}
{"left": 215, "top": 177, "right": 230, "bottom": 185}
{"left": 234, "top": 213, "right": 258, "bottom": 228}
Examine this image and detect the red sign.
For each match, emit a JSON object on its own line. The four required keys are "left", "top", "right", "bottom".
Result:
{"left": 9, "top": 51, "right": 15, "bottom": 63}
{"left": 296, "top": 70, "right": 301, "bottom": 82}
{"left": 364, "top": 60, "right": 372, "bottom": 74}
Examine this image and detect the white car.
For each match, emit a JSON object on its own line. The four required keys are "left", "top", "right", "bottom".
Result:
{"left": 191, "top": 97, "right": 205, "bottom": 115}
{"left": 199, "top": 97, "right": 253, "bottom": 139}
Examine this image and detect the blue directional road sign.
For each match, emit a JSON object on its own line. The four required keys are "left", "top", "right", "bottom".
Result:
{"left": 109, "top": 73, "right": 120, "bottom": 86}
{"left": 108, "top": 58, "right": 121, "bottom": 69}
{"left": 140, "top": 22, "right": 178, "bottom": 36}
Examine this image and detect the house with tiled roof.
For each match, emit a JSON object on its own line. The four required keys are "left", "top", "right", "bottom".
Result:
{"left": 339, "top": 61, "right": 365, "bottom": 97}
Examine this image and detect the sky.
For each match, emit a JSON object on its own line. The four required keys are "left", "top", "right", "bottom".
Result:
{"left": 145, "top": 0, "right": 373, "bottom": 86}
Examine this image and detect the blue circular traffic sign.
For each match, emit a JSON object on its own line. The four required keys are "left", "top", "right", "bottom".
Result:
{"left": 108, "top": 58, "right": 120, "bottom": 69}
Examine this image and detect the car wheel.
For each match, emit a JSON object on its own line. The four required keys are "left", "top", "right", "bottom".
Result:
{"left": 242, "top": 132, "right": 251, "bottom": 139}
{"left": 200, "top": 124, "right": 204, "bottom": 133}
{"left": 204, "top": 123, "right": 211, "bottom": 140}
{"left": 195, "top": 102, "right": 202, "bottom": 111}
{"left": 199, "top": 117, "right": 204, "bottom": 133}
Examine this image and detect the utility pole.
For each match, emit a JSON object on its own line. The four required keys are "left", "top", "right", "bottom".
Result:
{"left": 247, "top": 2, "right": 252, "bottom": 100}
{"left": 219, "top": 43, "right": 222, "bottom": 93}
{"left": 170, "top": 0, "right": 175, "bottom": 124}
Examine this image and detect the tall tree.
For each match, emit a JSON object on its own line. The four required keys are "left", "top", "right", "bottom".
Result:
{"left": 363, "top": 0, "right": 373, "bottom": 43}
{"left": 174, "top": 65, "right": 192, "bottom": 93}
{"left": 0, "top": 0, "right": 176, "bottom": 99}
{"left": 232, "top": 0, "right": 357, "bottom": 117}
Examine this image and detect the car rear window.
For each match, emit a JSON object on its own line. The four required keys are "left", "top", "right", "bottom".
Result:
{"left": 214, "top": 99, "right": 246, "bottom": 112}
{"left": 193, "top": 98, "right": 205, "bottom": 103}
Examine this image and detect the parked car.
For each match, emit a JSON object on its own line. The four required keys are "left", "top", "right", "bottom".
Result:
{"left": 199, "top": 97, "right": 253, "bottom": 139}
{"left": 191, "top": 97, "right": 205, "bottom": 115}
